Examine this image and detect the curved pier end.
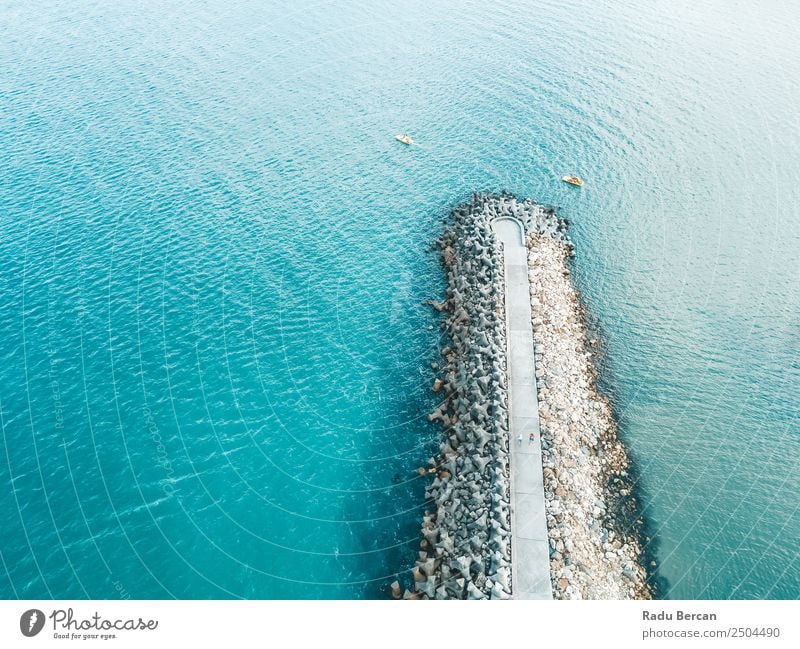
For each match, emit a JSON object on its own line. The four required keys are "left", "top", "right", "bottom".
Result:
{"left": 492, "top": 217, "right": 553, "bottom": 600}
{"left": 492, "top": 216, "right": 525, "bottom": 247}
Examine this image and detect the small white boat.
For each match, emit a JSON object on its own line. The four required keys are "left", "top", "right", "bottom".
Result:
{"left": 562, "top": 175, "right": 584, "bottom": 187}
{"left": 395, "top": 134, "right": 414, "bottom": 145}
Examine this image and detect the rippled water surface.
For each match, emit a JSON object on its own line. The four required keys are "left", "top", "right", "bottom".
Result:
{"left": 1, "top": 0, "right": 798, "bottom": 598}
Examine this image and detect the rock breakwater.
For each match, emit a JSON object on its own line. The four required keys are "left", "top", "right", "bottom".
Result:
{"left": 528, "top": 232, "right": 652, "bottom": 599}
{"left": 395, "top": 193, "right": 651, "bottom": 600}
{"left": 401, "top": 194, "right": 512, "bottom": 600}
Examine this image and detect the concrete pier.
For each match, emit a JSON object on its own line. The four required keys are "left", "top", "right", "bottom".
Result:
{"left": 492, "top": 216, "right": 552, "bottom": 600}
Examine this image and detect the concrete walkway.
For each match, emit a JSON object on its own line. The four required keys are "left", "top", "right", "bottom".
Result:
{"left": 492, "top": 217, "right": 552, "bottom": 600}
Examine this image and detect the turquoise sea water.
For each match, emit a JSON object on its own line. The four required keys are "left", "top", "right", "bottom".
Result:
{"left": 1, "top": 0, "right": 798, "bottom": 599}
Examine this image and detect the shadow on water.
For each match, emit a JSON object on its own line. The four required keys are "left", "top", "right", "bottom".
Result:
{"left": 345, "top": 400, "right": 440, "bottom": 598}
{"left": 344, "top": 243, "right": 446, "bottom": 598}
